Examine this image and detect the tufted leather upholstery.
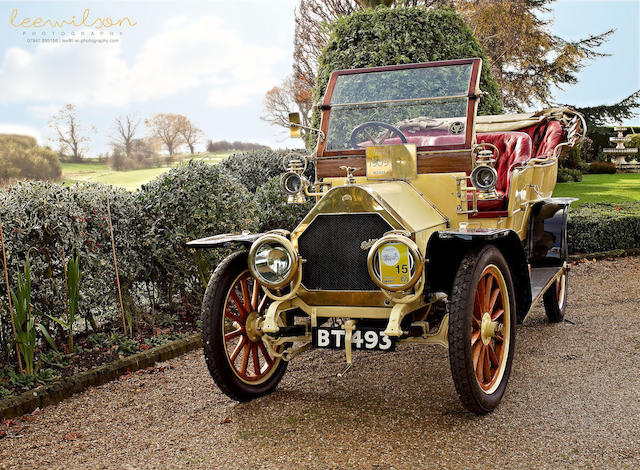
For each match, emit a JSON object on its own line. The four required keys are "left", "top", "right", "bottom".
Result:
{"left": 476, "top": 132, "right": 533, "bottom": 192}
{"left": 472, "top": 131, "right": 533, "bottom": 211}
{"left": 522, "top": 120, "right": 564, "bottom": 159}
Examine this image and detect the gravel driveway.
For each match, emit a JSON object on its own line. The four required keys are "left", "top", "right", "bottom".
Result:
{"left": 1, "top": 257, "right": 639, "bottom": 469}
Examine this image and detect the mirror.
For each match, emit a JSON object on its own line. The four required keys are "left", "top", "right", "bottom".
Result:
{"left": 289, "top": 112, "right": 302, "bottom": 138}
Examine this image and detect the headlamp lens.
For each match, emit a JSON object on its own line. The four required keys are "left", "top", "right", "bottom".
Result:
{"left": 254, "top": 243, "right": 292, "bottom": 284}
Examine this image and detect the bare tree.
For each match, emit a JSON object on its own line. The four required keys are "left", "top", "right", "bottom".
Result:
{"left": 112, "top": 114, "right": 140, "bottom": 158}
{"left": 261, "top": 74, "right": 314, "bottom": 134}
{"left": 48, "top": 104, "right": 91, "bottom": 162}
{"left": 145, "top": 113, "right": 185, "bottom": 157}
{"left": 176, "top": 116, "right": 203, "bottom": 155}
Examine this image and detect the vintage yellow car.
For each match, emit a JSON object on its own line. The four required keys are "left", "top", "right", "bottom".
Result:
{"left": 188, "top": 58, "right": 585, "bottom": 414}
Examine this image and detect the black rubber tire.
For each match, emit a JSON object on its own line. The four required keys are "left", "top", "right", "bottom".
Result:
{"left": 448, "top": 245, "right": 517, "bottom": 414}
{"left": 201, "top": 251, "right": 287, "bottom": 402}
{"left": 543, "top": 271, "right": 568, "bottom": 323}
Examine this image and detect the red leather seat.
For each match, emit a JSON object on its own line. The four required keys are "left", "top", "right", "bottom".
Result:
{"left": 522, "top": 120, "right": 564, "bottom": 158}
{"left": 474, "top": 132, "right": 533, "bottom": 211}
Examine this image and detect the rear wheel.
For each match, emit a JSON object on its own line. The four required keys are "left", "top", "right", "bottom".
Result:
{"left": 543, "top": 271, "right": 567, "bottom": 323}
{"left": 448, "top": 246, "right": 516, "bottom": 414}
{"left": 202, "top": 251, "right": 287, "bottom": 401}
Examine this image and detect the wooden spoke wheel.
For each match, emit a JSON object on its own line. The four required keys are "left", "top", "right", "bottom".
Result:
{"left": 449, "top": 246, "right": 516, "bottom": 414}
{"left": 223, "top": 271, "right": 277, "bottom": 383}
{"left": 471, "top": 266, "right": 510, "bottom": 393}
{"left": 543, "top": 271, "right": 568, "bottom": 323}
{"left": 202, "top": 252, "right": 287, "bottom": 401}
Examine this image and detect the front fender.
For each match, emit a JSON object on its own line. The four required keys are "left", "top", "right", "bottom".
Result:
{"left": 186, "top": 232, "right": 264, "bottom": 249}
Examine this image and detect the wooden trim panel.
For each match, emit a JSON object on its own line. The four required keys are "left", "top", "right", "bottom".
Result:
{"left": 317, "top": 151, "right": 472, "bottom": 178}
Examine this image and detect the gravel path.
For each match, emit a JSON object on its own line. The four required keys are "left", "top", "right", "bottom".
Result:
{"left": 1, "top": 257, "right": 639, "bottom": 469}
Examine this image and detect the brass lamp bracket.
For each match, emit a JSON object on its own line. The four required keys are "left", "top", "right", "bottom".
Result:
{"left": 456, "top": 176, "right": 478, "bottom": 214}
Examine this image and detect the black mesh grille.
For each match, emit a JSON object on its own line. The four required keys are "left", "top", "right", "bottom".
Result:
{"left": 298, "top": 213, "right": 393, "bottom": 291}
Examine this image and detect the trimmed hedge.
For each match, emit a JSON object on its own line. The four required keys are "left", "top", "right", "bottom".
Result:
{"left": 0, "top": 161, "right": 258, "bottom": 364}
{"left": 309, "top": 6, "right": 503, "bottom": 147}
{"left": 254, "top": 176, "right": 314, "bottom": 232}
{"left": 568, "top": 202, "right": 640, "bottom": 254}
{"left": 588, "top": 161, "right": 616, "bottom": 174}
{"left": 0, "top": 182, "right": 142, "bottom": 334}
{"left": 557, "top": 168, "right": 582, "bottom": 182}
{"left": 138, "top": 160, "right": 259, "bottom": 300}
{"left": 219, "top": 149, "right": 313, "bottom": 193}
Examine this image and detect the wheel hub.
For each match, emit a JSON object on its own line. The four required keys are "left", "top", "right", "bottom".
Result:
{"left": 480, "top": 312, "right": 501, "bottom": 345}
{"left": 245, "top": 311, "right": 261, "bottom": 342}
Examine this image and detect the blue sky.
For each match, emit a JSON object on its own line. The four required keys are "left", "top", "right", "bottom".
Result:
{"left": 0, "top": 0, "right": 638, "bottom": 156}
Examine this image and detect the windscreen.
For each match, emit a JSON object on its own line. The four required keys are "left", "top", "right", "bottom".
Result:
{"left": 325, "top": 63, "right": 473, "bottom": 151}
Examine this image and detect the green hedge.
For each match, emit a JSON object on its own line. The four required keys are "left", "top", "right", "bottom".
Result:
{"left": 218, "top": 149, "right": 313, "bottom": 193}
{"left": 0, "top": 161, "right": 258, "bottom": 364}
{"left": 568, "top": 202, "right": 640, "bottom": 254}
{"left": 588, "top": 161, "right": 616, "bottom": 174}
{"left": 254, "top": 176, "right": 314, "bottom": 232}
{"left": 557, "top": 168, "right": 582, "bottom": 182}
{"left": 0, "top": 182, "right": 143, "bottom": 356}
{"left": 138, "top": 160, "right": 259, "bottom": 300}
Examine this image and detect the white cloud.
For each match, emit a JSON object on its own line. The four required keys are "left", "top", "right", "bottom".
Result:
{"left": 0, "top": 16, "right": 285, "bottom": 108}
{"left": 0, "top": 123, "right": 42, "bottom": 143}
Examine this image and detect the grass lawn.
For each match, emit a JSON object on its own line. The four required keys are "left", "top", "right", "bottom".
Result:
{"left": 553, "top": 173, "right": 640, "bottom": 205}
{"left": 61, "top": 152, "right": 232, "bottom": 190}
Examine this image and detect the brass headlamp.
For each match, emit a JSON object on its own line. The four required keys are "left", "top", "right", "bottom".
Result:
{"left": 366, "top": 233, "right": 424, "bottom": 292}
{"left": 248, "top": 233, "right": 299, "bottom": 289}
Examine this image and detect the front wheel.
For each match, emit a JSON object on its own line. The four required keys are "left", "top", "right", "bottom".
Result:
{"left": 201, "top": 251, "right": 287, "bottom": 401}
{"left": 448, "top": 246, "right": 516, "bottom": 414}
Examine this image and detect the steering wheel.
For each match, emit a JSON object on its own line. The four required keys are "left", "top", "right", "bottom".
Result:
{"left": 350, "top": 121, "right": 408, "bottom": 149}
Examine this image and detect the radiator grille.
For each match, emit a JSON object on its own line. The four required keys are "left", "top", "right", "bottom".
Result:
{"left": 298, "top": 213, "right": 393, "bottom": 291}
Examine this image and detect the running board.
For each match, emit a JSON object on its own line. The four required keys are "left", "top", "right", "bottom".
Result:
{"left": 526, "top": 263, "right": 568, "bottom": 317}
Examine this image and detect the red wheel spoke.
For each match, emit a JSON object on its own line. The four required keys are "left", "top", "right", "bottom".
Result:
{"left": 482, "top": 347, "right": 491, "bottom": 383}
{"left": 488, "top": 343, "right": 499, "bottom": 367}
{"left": 258, "top": 341, "right": 273, "bottom": 365}
{"left": 251, "top": 343, "right": 261, "bottom": 376}
{"left": 473, "top": 292, "right": 482, "bottom": 318}
{"left": 224, "top": 328, "right": 245, "bottom": 341}
{"left": 230, "top": 336, "right": 246, "bottom": 362}
{"left": 240, "top": 276, "right": 251, "bottom": 312}
{"left": 472, "top": 342, "right": 482, "bottom": 371}
{"left": 240, "top": 343, "right": 250, "bottom": 376}
{"left": 475, "top": 345, "right": 485, "bottom": 382}
{"left": 251, "top": 279, "right": 259, "bottom": 309}
{"left": 488, "top": 287, "right": 500, "bottom": 314}
{"left": 229, "top": 291, "right": 249, "bottom": 319}
{"left": 476, "top": 279, "right": 485, "bottom": 312}
{"left": 472, "top": 316, "right": 481, "bottom": 328}
{"left": 471, "top": 330, "right": 481, "bottom": 345}
{"left": 484, "top": 275, "right": 494, "bottom": 311}
{"left": 492, "top": 308, "right": 504, "bottom": 321}
{"left": 224, "top": 308, "right": 242, "bottom": 324}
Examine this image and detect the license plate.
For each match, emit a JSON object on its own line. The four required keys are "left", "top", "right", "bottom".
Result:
{"left": 312, "top": 327, "right": 395, "bottom": 351}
